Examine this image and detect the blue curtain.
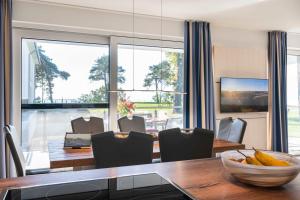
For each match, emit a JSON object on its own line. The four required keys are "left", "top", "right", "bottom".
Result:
{"left": 184, "top": 21, "right": 216, "bottom": 131}
{"left": 268, "top": 31, "right": 288, "bottom": 153}
{"left": 0, "top": 0, "right": 13, "bottom": 178}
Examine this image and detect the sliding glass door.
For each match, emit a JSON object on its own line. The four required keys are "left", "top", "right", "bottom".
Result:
{"left": 287, "top": 54, "right": 300, "bottom": 154}
{"left": 18, "top": 33, "right": 184, "bottom": 158}
{"left": 108, "top": 37, "right": 185, "bottom": 130}
{"left": 117, "top": 44, "right": 184, "bottom": 131}
{"left": 21, "top": 39, "right": 109, "bottom": 152}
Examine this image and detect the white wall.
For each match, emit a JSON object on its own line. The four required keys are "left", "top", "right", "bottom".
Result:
{"left": 13, "top": 0, "right": 269, "bottom": 148}
{"left": 211, "top": 27, "right": 268, "bottom": 149}
{"left": 13, "top": 0, "right": 183, "bottom": 41}
{"left": 288, "top": 33, "right": 300, "bottom": 56}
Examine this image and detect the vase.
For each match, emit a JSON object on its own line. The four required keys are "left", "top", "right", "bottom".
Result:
{"left": 127, "top": 112, "right": 133, "bottom": 120}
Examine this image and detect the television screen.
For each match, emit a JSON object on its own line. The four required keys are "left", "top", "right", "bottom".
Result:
{"left": 220, "top": 77, "right": 268, "bottom": 113}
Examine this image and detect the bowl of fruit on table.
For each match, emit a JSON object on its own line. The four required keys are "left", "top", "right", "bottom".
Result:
{"left": 221, "top": 148, "right": 300, "bottom": 187}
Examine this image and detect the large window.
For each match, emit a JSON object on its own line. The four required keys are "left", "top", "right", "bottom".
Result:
{"left": 21, "top": 39, "right": 109, "bottom": 151}
{"left": 20, "top": 34, "right": 184, "bottom": 158}
{"left": 287, "top": 54, "right": 300, "bottom": 155}
{"left": 117, "top": 45, "right": 184, "bottom": 130}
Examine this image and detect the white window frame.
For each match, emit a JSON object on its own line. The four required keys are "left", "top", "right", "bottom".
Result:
{"left": 13, "top": 28, "right": 110, "bottom": 134}
{"left": 287, "top": 50, "right": 300, "bottom": 155}
{"left": 109, "top": 36, "right": 184, "bottom": 130}
{"left": 13, "top": 29, "right": 184, "bottom": 134}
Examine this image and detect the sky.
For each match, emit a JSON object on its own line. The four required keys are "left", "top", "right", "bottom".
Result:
{"left": 118, "top": 45, "right": 166, "bottom": 101}
{"left": 221, "top": 78, "right": 268, "bottom": 92}
{"left": 23, "top": 39, "right": 183, "bottom": 102}
{"left": 34, "top": 41, "right": 107, "bottom": 101}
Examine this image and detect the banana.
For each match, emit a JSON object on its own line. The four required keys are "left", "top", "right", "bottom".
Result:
{"left": 230, "top": 158, "right": 244, "bottom": 163}
{"left": 245, "top": 156, "right": 263, "bottom": 165}
{"left": 237, "top": 150, "right": 263, "bottom": 166}
{"left": 253, "top": 148, "right": 290, "bottom": 167}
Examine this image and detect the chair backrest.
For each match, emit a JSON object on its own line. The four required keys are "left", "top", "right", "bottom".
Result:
{"left": 4, "top": 125, "right": 26, "bottom": 177}
{"left": 165, "top": 118, "right": 183, "bottom": 129}
{"left": 118, "top": 116, "right": 146, "bottom": 133}
{"left": 159, "top": 128, "right": 214, "bottom": 162}
{"left": 228, "top": 118, "right": 247, "bottom": 143}
{"left": 217, "top": 117, "right": 247, "bottom": 143}
{"left": 217, "top": 117, "right": 233, "bottom": 141}
{"left": 71, "top": 117, "right": 104, "bottom": 134}
{"left": 91, "top": 131, "right": 153, "bottom": 168}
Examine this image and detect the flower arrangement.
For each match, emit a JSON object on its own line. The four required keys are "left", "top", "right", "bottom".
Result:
{"left": 118, "top": 97, "right": 135, "bottom": 116}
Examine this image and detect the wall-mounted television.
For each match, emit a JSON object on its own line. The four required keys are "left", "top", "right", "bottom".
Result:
{"left": 220, "top": 77, "right": 268, "bottom": 113}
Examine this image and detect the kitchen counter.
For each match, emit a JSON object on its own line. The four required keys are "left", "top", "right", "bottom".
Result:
{"left": 0, "top": 158, "right": 299, "bottom": 200}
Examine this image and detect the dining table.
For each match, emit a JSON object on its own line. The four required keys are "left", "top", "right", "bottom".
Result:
{"left": 48, "top": 136, "right": 245, "bottom": 169}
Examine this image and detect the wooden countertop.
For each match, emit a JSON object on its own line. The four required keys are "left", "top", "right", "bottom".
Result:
{"left": 1, "top": 158, "right": 300, "bottom": 200}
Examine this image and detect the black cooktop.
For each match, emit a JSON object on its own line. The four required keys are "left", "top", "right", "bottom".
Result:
{"left": 1, "top": 173, "right": 196, "bottom": 200}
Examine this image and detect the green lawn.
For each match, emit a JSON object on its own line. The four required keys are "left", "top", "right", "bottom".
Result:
{"left": 134, "top": 102, "right": 173, "bottom": 109}
{"left": 288, "top": 108, "right": 300, "bottom": 137}
{"left": 89, "top": 102, "right": 177, "bottom": 117}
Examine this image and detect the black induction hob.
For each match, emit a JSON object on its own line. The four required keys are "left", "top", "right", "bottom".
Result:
{"left": 1, "top": 173, "right": 196, "bottom": 200}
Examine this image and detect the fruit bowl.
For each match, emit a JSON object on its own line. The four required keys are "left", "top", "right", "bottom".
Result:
{"left": 221, "top": 150, "right": 300, "bottom": 187}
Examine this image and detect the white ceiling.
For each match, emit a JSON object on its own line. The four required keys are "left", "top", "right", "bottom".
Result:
{"left": 32, "top": 0, "right": 300, "bottom": 33}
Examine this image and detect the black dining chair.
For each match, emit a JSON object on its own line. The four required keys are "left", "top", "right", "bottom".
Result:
{"left": 118, "top": 116, "right": 146, "bottom": 133}
{"left": 91, "top": 131, "right": 153, "bottom": 168}
{"left": 217, "top": 117, "right": 247, "bottom": 143}
{"left": 4, "top": 125, "right": 49, "bottom": 177}
{"left": 159, "top": 128, "right": 214, "bottom": 162}
{"left": 71, "top": 117, "right": 104, "bottom": 134}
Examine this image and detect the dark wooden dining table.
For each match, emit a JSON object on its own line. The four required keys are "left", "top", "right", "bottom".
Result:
{"left": 48, "top": 138, "right": 245, "bottom": 169}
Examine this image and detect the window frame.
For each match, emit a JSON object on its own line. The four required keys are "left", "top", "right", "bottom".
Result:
{"left": 20, "top": 36, "right": 110, "bottom": 109}
{"left": 288, "top": 49, "right": 300, "bottom": 56}
{"left": 109, "top": 36, "right": 184, "bottom": 130}
{"left": 287, "top": 50, "right": 300, "bottom": 155}
{"left": 14, "top": 29, "right": 185, "bottom": 133}
{"left": 21, "top": 103, "right": 109, "bottom": 109}
{"left": 14, "top": 28, "right": 110, "bottom": 132}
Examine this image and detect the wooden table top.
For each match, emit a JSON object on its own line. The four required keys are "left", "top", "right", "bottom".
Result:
{"left": 0, "top": 158, "right": 299, "bottom": 200}
{"left": 48, "top": 139, "right": 245, "bottom": 169}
